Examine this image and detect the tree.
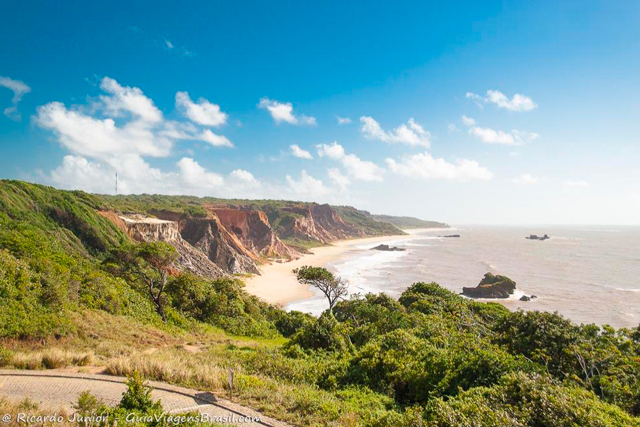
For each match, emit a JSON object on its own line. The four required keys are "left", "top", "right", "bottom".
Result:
{"left": 107, "top": 241, "right": 178, "bottom": 321}
{"left": 294, "top": 266, "right": 348, "bottom": 314}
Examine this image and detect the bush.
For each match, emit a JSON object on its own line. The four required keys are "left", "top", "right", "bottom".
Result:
{"left": 288, "top": 311, "right": 354, "bottom": 353}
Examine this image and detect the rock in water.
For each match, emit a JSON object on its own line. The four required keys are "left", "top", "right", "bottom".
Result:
{"left": 370, "top": 244, "right": 406, "bottom": 252}
{"left": 520, "top": 295, "right": 531, "bottom": 301}
{"left": 462, "top": 273, "right": 517, "bottom": 299}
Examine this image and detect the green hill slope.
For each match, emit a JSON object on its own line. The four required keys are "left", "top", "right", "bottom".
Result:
{"left": 371, "top": 214, "right": 449, "bottom": 229}
{"left": 1, "top": 180, "right": 639, "bottom": 426}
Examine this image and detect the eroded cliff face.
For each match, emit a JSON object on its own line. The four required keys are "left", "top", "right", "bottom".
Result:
{"left": 282, "top": 204, "right": 357, "bottom": 243}
{"left": 111, "top": 214, "right": 226, "bottom": 279}
{"left": 99, "top": 202, "right": 383, "bottom": 277}
{"left": 208, "top": 207, "right": 299, "bottom": 259}
{"left": 147, "top": 209, "right": 262, "bottom": 274}
{"left": 178, "top": 215, "right": 260, "bottom": 275}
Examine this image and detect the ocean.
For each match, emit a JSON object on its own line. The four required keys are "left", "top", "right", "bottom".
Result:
{"left": 287, "top": 226, "right": 640, "bottom": 328}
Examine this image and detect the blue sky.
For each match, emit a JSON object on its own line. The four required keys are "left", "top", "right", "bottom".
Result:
{"left": 1, "top": 1, "right": 639, "bottom": 224}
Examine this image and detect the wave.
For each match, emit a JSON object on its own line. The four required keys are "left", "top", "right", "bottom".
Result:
{"left": 460, "top": 289, "right": 531, "bottom": 302}
{"left": 615, "top": 288, "right": 640, "bottom": 292}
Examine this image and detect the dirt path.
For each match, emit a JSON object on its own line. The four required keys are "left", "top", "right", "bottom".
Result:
{"left": 0, "top": 370, "right": 288, "bottom": 426}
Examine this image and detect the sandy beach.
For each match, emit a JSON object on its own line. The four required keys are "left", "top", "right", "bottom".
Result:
{"left": 242, "top": 230, "right": 430, "bottom": 307}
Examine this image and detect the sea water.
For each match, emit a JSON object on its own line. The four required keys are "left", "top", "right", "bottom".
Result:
{"left": 287, "top": 226, "right": 640, "bottom": 328}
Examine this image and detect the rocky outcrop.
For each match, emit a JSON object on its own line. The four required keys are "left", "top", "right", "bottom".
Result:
{"left": 371, "top": 244, "right": 406, "bottom": 252}
{"left": 148, "top": 210, "right": 261, "bottom": 275}
{"left": 208, "top": 207, "right": 299, "bottom": 259}
{"left": 115, "top": 214, "right": 226, "bottom": 279}
{"left": 179, "top": 216, "right": 260, "bottom": 275}
{"left": 462, "top": 273, "right": 517, "bottom": 299}
{"left": 526, "top": 234, "right": 549, "bottom": 241}
{"left": 279, "top": 204, "right": 358, "bottom": 244}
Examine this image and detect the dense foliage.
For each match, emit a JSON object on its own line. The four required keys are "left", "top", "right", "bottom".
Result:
{"left": 2, "top": 180, "right": 640, "bottom": 425}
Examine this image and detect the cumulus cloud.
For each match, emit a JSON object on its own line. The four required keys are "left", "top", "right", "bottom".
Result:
{"left": 316, "top": 142, "right": 383, "bottom": 182}
{"left": 336, "top": 116, "right": 352, "bottom": 125}
{"left": 35, "top": 77, "right": 234, "bottom": 159}
{"left": 175, "top": 91, "right": 228, "bottom": 127}
{"left": 35, "top": 77, "right": 246, "bottom": 197}
{"left": 360, "top": 116, "right": 431, "bottom": 147}
{"left": 512, "top": 174, "right": 539, "bottom": 185}
{"left": 43, "top": 154, "right": 265, "bottom": 198}
{"left": 0, "top": 76, "right": 31, "bottom": 120}
{"left": 258, "top": 98, "right": 316, "bottom": 125}
{"left": 199, "top": 129, "right": 233, "bottom": 147}
{"left": 99, "top": 77, "right": 163, "bottom": 124}
{"left": 327, "top": 168, "right": 350, "bottom": 192}
{"left": 466, "top": 90, "right": 537, "bottom": 112}
{"left": 286, "top": 170, "right": 329, "bottom": 198}
{"left": 290, "top": 144, "right": 313, "bottom": 159}
{"left": 230, "top": 169, "right": 260, "bottom": 186}
{"left": 462, "top": 116, "right": 539, "bottom": 146}
{"left": 386, "top": 152, "right": 493, "bottom": 181}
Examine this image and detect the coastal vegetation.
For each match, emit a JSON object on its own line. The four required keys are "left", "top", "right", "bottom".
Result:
{"left": 370, "top": 214, "right": 449, "bottom": 230}
{"left": 1, "top": 180, "right": 640, "bottom": 426}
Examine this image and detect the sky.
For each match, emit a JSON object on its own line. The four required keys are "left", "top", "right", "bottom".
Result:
{"left": 1, "top": 1, "right": 639, "bottom": 225}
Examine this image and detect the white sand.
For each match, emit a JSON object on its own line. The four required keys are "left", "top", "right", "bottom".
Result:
{"left": 243, "top": 230, "right": 429, "bottom": 307}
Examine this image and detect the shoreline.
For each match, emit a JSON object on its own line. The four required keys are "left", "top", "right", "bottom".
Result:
{"left": 242, "top": 229, "right": 432, "bottom": 307}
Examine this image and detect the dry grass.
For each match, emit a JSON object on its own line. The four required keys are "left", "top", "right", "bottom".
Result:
{"left": 103, "top": 349, "right": 359, "bottom": 426}
{"left": 0, "top": 397, "right": 73, "bottom": 427}
{"left": 7, "top": 348, "right": 93, "bottom": 370}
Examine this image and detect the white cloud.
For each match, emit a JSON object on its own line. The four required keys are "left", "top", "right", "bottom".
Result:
{"left": 290, "top": 144, "right": 313, "bottom": 159}
{"left": 36, "top": 77, "right": 244, "bottom": 197}
{"left": 35, "top": 77, "right": 233, "bottom": 159}
{"left": 512, "top": 174, "right": 539, "bottom": 185}
{"left": 316, "top": 142, "right": 383, "bottom": 182}
{"left": 316, "top": 141, "right": 346, "bottom": 159}
{"left": 0, "top": 76, "right": 30, "bottom": 120}
{"left": 511, "top": 130, "right": 540, "bottom": 143}
{"left": 466, "top": 90, "right": 537, "bottom": 112}
{"left": 461, "top": 115, "right": 476, "bottom": 126}
{"left": 386, "top": 152, "right": 493, "bottom": 181}
{"left": 462, "top": 116, "right": 539, "bottom": 146}
{"left": 177, "top": 157, "right": 224, "bottom": 189}
{"left": 336, "top": 116, "right": 352, "bottom": 125}
{"left": 164, "top": 39, "right": 174, "bottom": 49}
{"left": 327, "top": 168, "right": 350, "bottom": 191}
{"left": 469, "top": 126, "right": 517, "bottom": 145}
{"left": 447, "top": 123, "right": 460, "bottom": 133}
{"left": 258, "top": 98, "right": 316, "bottom": 125}
{"left": 360, "top": 116, "right": 431, "bottom": 147}
{"left": 99, "top": 77, "right": 163, "bottom": 124}
{"left": 199, "top": 129, "right": 233, "bottom": 147}
{"left": 230, "top": 169, "right": 260, "bottom": 186}
{"left": 286, "top": 170, "right": 329, "bottom": 197}
{"left": 175, "top": 91, "right": 228, "bottom": 127}
{"left": 43, "top": 154, "right": 265, "bottom": 198}
{"left": 35, "top": 101, "right": 173, "bottom": 158}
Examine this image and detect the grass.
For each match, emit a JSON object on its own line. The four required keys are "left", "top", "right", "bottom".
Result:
{"left": 103, "top": 348, "right": 387, "bottom": 426}
{"left": 0, "top": 397, "right": 73, "bottom": 427}
{"left": 1, "top": 348, "right": 94, "bottom": 370}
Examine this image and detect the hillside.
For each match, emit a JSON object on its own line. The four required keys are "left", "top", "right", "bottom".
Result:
{"left": 97, "top": 194, "right": 405, "bottom": 252}
{"left": 1, "top": 180, "right": 640, "bottom": 426}
{"left": 371, "top": 214, "right": 449, "bottom": 229}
